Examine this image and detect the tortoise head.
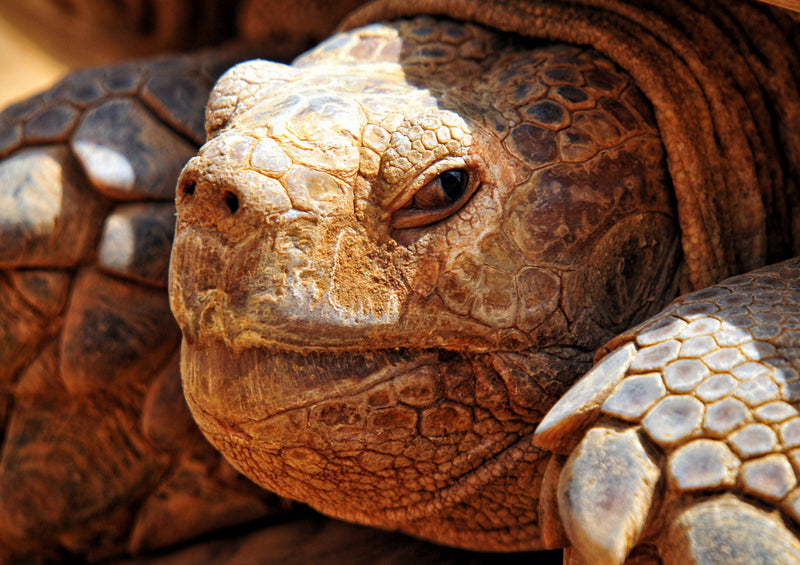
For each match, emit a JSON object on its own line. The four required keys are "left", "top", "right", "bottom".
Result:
{"left": 168, "top": 18, "right": 680, "bottom": 550}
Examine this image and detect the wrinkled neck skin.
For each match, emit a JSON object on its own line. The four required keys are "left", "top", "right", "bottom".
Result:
{"left": 169, "top": 18, "right": 682, "bottom": 551}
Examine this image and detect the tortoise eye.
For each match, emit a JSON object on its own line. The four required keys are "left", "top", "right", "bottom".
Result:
{"left": 393, "top": 169, "right": 476, "bottom": 229}
{"left": 409, "top": 170, "right": 469, "bottom": 209}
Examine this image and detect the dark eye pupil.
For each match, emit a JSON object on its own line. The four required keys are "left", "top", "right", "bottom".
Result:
{"left": 439, "top": 170, "right": 467, "bottom": 201}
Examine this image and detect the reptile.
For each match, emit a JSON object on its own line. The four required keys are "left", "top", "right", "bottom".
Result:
{"left": 1, "top": 0, "right": 800, "bottom": 563}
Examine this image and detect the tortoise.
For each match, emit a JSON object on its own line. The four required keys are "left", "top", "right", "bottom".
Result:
{"left": 1, "top": 0, "right": 799, "bottom": 563}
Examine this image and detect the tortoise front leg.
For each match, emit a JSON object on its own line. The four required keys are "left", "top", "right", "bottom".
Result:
{"left": 660, "top": 495, "right": 800, "bottom": 564}
{"left": 536, "top": 258, "right": 800, "bottom": 564}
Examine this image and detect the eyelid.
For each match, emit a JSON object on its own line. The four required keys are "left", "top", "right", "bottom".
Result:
{"left": 384, "top": 157, "right": 470, "bottom": 213}
{"left": 392, "top": 194, "right": 473, "bottom": 228}
{"left": 391, "top": 167, "right": 480, "bottom": 229}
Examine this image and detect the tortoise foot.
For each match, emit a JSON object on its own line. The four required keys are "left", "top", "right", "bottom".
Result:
{"left": 663, "top": 495, "right": 800, "bottom": 565}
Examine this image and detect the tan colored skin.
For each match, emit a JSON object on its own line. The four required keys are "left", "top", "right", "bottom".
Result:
{"left": 0, "top": 40, "right": 491, "bottom": 565}
{"left": 170, "top": 19, "right": 681, "bottom": 551}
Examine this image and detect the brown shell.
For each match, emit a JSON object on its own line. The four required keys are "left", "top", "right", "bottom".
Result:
{"left": 0, "top": 51, "right": 280, "bottom": 562}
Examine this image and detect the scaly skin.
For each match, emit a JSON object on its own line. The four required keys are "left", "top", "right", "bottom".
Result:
{"left": 0, "top": 0, "right": 798, "bottom": 563}
{"left": 536, "top": 258, "right": 800, "bottom": 564}
{"left": 170, "top": 18, "right": 682, "bottom": 551}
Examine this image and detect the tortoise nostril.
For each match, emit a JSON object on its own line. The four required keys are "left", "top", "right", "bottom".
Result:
{"left": 180, "top": 179, "right": 196, "bottom": 196}
{"left": 223, "top": 191, "right": 240, "bottom": 214}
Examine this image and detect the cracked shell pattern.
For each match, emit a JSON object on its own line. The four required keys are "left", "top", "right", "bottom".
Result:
{"left": 0, "top": 52, "right": 280, "bottom": 562}
{"left": 598, "top": 258, "right": 800, "bottom": 520}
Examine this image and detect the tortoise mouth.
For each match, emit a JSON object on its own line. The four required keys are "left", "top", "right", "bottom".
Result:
{"left": 180, "top": 338, "right": 551, "bottom": 549}
{"left": 180, "top": 338, "right": 441, "bottom": 424}
{"left": 179, "top": 337, "right": 588, "bottom": 550}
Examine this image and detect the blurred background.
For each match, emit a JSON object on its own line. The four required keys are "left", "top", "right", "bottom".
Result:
{"left": 0, "top": 15, "right": 65, "bottom": 107}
